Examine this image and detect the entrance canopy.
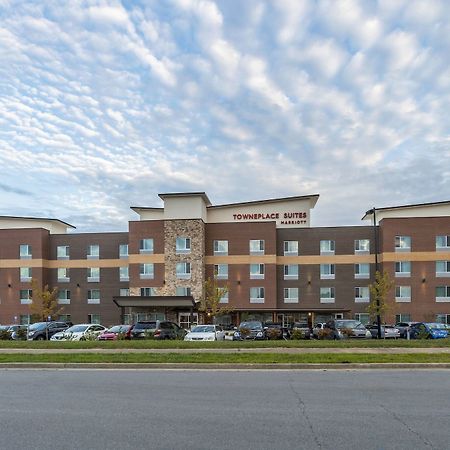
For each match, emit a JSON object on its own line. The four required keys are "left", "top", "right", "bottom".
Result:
{"left": 113, "top": 296, "right": 196, "bottom": 309}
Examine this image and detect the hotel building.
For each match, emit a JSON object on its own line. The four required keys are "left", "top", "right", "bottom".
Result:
{"left": 1, "top": 192, "right": 450, "bottom": 327}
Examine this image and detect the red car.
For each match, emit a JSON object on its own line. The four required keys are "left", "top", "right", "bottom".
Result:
{"left": 97, "top": 324, "right": 133, "bottom": 340}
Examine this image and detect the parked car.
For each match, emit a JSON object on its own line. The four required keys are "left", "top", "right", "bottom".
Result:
{"left": 367, "top": 324, "right": 400, "bottom": 339}
{"left": 263, "top": 323, "right": 284, "bottom": 340}
{"left": 50, "top": 324, "right": 107, "bottom": 341}
{"left": 130, "top": 321, "right": 186, "bottom": 340}
{"left": 234, "top": 321, "right": 266, "bottom": 340}
{"left": 290, "top": 322, "right": 312, "bottom": 339}
{"left": 312, "top": 323, "right": 326, "bottom": 339}
{"left": 394, "top": 322, "right": 418, "bottom": 338}
{"left": 97, "top": 325, "right": 133, "bottom": 340}
{"left": 184, "top": 325, "right": 225, "bottom": 341}
{"left": 324, "top": 320, "right": 372, "bottom": 339}
{"left": 409, "top": 322, "right": 449, "bottom": 339}
{"left": 27, "top": 321, "right": 72, "bottom": 340}
{"left": 0, "top": 324, "right": 28, "bottom": 340}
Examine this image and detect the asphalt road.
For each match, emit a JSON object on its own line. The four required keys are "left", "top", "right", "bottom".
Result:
{"left": 0, "top": 369, "right": 448, "bottom": 450}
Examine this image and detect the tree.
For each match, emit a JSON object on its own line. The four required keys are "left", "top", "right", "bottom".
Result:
{"left": 28, "top": 279, "right": 63, "bottom": 322}
{"left": 367, "top": 270, "right": 395, "bottom": 324}
{"left": 198, "top": 278, "right": 234, "bottom": 324}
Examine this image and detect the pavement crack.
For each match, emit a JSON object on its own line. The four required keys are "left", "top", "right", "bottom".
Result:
{"left": 288, "top": 379, "right": 322, "bottom": 448}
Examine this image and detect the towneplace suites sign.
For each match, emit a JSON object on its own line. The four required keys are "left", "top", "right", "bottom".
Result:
{"left": 232, "top": 211, "right": 308, "bottom": 225}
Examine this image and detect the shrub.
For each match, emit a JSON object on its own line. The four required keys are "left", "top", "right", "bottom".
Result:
{"left": 239, "top": 327, "right": 250, "bottom": 339}
{"left": 318, "top": 328, "right": 333, "bottom": 340}
{"left": 0, "top": 330, "right": 11, "bottom": 340}
{"left": 341, "top": 328, "right": 353, "bottom": 338}
{"left": 291, "top": 329, "right": 305, "bottom": 340}
{"left": 417, "top": 329, "right": 430, "bottom": 340}
{"left": 266, "top": 328, "right": 281, "bottom": 340}
{"left": 15, "top": 329, "right": 27, "bottom": 340}
{"left": 116, "top": 332, "right": 127, "bottom": 340}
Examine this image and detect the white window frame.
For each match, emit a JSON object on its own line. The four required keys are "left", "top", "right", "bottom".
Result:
{"left": 88, "top": 314, "right": 101, "bottom": 324}
{"left": 20, "top": 267, "right": 32, "bottom": 282}
{"left": 283, "top": 241, "right": 298, "bottom": 256}
{"left": 87, "top": 244, "right": 99, "bottom": 259}
{"left": 19, "top": 244, "right": 32, "bottom": 259}
{"left": 354, "top": 239, "right": 370, "bottom": 254}
{"left": 214, "top": 264, "right": 228, "bottom": 280}
{"left": 140, "top": 263, "right": 154, "bottom": 280}
{"left": 250, "top": 287, "right": 265, "bottom": 303}
{"left": 283, "top": 287, "right": 299, "bottom": 304}
{"left": 436, "top": 261, "right": 450, "bottom": 277}
{"left": 354, "top": 263, "right": 370, "bottom": 279}
{"left": 176, "top": 262, "right": 191, "bottom": 280}
{"left": 57, "top": 245, "right": 70, "bottom": 260}
{"left": 176, "top": 237, "right": 191, "bottom": 254}
{"left": 140, "top": 238, "right": 154, "bottom": 254}
{"left": 87, "top": 267, "right": 100, "bottom": 282}
{"left": 320, "top": 287, "right": 335, "bottom": 303}
{"left": 219, "top": 292, "right": 229, "bottom": 304}
{"left": 176, "top": 287, "right": 192, "bottom": 297}
{"left": 395, "top": 236, "right": 411, "bottom": 252}
{"left": 119, "top": 266, "right": 129, "bottom": 282}
{"left": 354, "top": 286, "right": 370, "bottom": 303}
{"left": 249, "top": 263, "right": 265, "bottom": 280}
{"left": 249, "top": 239, "right": 265, "bottom": 255}
{"left": 87, "top": 289, "right": 101, "bottom": 304}
{"left": 57, "top": 267, "right": 70, "bottom": 283}
{"left": 58, "top": 289, "right": 71, "bottom": 305}
{"left": 395, "top": 261, "right": 411, "bottom": 277}
{"left": 320, "top": 240, "right": 335, "bottom": 255}
{"left": 395, "top": 285, "right": 411, "bottom": 302}
{"left": 213, "top": 240, "right": 228, "bottom": 255}
{"left": 20, "top": 289, "right": 32, "bottom": 305}
{"left": 435, "top": 314, "right": 450, "bottom": 325}
{"left": 119, "top": 244, "right": 128, "bottom": 259}
{"left": 436, "top": 236, "right": 450, "bottom": 251}
{"left": 436, "top": 286, "right": 450, "bottom": 302}
{"left": 395, "top": 313, "right": 412, "bottom": 323}
{"left": 320, "top": 264, "right": 335, "bottom": 280}
{"left": 354, "top": 313, "right": 370, "bottom": 325}
{"left": 284, "top": 264, "right": 298, "bottom": 280}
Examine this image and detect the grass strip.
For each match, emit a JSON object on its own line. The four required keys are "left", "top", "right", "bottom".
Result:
{"left": 1, "top": 352, "right": 450, "bottom": 364}
{"left": 0, "top": 338, "right": 449, "bottom": 350}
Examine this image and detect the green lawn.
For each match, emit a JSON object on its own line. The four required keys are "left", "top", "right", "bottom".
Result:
{"left": 1, "top": 352, "right": 450, "bottom": 364}
{"left": 0, "top": 338, "right": 449, "bottom": 350}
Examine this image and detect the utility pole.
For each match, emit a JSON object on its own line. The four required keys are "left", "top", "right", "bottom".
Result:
{"left": 372, "top": 207, "right": 382, "bottom": 340}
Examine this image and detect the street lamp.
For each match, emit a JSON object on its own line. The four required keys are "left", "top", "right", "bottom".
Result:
{"left": 366, "top": 207, "right": 382, "bottom": 340}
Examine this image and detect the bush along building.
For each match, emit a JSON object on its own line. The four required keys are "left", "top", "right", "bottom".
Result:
{"left": 0, "top": 192, "right": 450, "bottom": 328}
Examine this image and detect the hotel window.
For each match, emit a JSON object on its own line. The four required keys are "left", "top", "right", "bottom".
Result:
{"left": 19, "top": 244, "right": 32, "bottom": 259}
{"left": 250, "top": 263, "right": 264, "bottom": 280}
{"left": 220, "top": 292, "right": 229, "bottom": 304}
{"left": 320, "top": 240, "right": 335, "bottom": 255}
{"left": 213, "top": 240, "right": 228, "bottom": 255}
{"left": 87, "top": 289, "right": 100, "bottom": 304}
{"left": 57, "top": 245, "right": 69, "bottom": 259}
{"left": 176, "top": 237, "right": 191, "bottom": 254}
{"left": 57, "top": 268, "right": 70, "bottom": 282}
{"left": 250, "top": 287, "right": 265, "bottom": 303}
{"left": 87, "top": 267, "right": 100, "bottom": 282}
{"left": 355, "top": 287, "right": 370, "bottom": 303}
{"left": 395, "top": 236, "right": 411, "bottom": 252}
{"left": 20, "top": 267, "right": 32, "bottom": 282}
{"left": 395, "top": 314, "right": 411, "bottom": 323}
{"left": 123, "top": 314, "right": 132, "bottom": 325}
{"left": 58, "top": 314, "right": 71, "bottom": 323}
{"left": 87, "top": 244, "right": 99, "bottom": 259}
{"left": 20, "top": 314, "right": 31, "bottom": 325}
{"left": 140, "top": 287, "right": 156, "bottom": 296}
{"left": 436, "top": 261, "right": 450, "bottom": 277}
{"left": 436, "top": 235, "right": 450, "bottom": 250}
{"left": 320, "top": 264, "right": 335, "bottom": 280}
{"left": 140, "top": 239, "right": 154, "bottom": 254}
{"left": 436, "top": 286, "right": 450, "bottom": 302}
{"left": 284, "top": 241, "right": 298, "bottom": 256}
{"left": 57, "top": 289, "right": 70, "bottom": 305}
{"left": 354, "top": 263, "right": 370, "bottom": 279}
{"left": 354, "top": 313, "right": 370, "bottom": 325}
{"left": 140, "top": 263, "right": 154, "bottom": 280}
{"left": 354, "top": 239, "right": 370, "bottom": 254}
{"left": 119, "top": 288, "right": 130, "bottom": 296}
{"left": 249, "top": 240, "right": 265, "bottom": 255}
{"left": 88, "top": 314, "right": 101, "bottom": 324}
{"left": 320, "top": 287, "right": 335, "bottom": 303}
{"left": 214, "top": 264, "right": 228, "bottom": 280}
{"left": 395, "top": 286, "right": 411, "bottom": 302}
{"left": 176, "top": 262, "right": 191, "bottom": 279}
{"left": 395, "top": 261, "right": 411, "bottom": 277}
{"left": 284, "top": 287, "right": 299, "bottom": 303}
{"left": 284, "top": 264, "right": 298, "bottom": 280}
{"left": 176, "top": 287, "right": 192, "bottom": 296}
{"left": 119, "top": 266, "right": 129, "bottom": 282}
{"left": 119, "top": 244, "right": 128, "bottom": 258}
{"left": 436, "top": 314, "right": 450, "bottom": 324}
{"left": 20, "top": 289, "right": 32, "bottom": 305}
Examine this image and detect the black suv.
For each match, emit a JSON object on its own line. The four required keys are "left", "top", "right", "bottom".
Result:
{"left": 27, "top": 321, "right": 72, "bottom": 340}
{"left": 236, "top": 321, "right": 266, "bottom": 340}
{"left": 130, "top": 321, "right": 186, "bottom": 340}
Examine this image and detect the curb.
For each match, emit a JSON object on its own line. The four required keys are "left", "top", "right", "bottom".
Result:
{"left": 2, "top": 362, "right": 450, "bottom": 370}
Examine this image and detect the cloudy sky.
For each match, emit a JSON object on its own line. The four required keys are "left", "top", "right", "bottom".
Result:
{"left": 0, "top": 0, "right": 449, "bottom": 231}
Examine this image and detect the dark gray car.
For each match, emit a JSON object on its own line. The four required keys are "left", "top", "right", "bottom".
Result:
{"left": 130, "top": 321, "right": 186, "bottom": 339}
{"left": 27, "top": 321, "right": 72, "bottom": 340}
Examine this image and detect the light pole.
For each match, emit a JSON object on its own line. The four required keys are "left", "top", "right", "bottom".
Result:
{"left": 369, "top": 207, "right": 382, "bottom": 340}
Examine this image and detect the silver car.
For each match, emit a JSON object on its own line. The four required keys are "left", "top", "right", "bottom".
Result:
{"left": 367, "top": 325, "right": 400, "bottom": 339}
